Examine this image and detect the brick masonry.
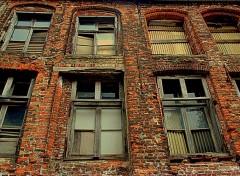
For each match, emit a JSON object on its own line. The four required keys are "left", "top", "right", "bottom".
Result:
{"left": 0, "top": 0, "right": 240, "bottom": 175}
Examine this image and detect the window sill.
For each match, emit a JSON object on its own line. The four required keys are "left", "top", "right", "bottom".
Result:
{"left": 65, "top": 54, "right": 123, "bottom": 60}
{"left": 169, "top": 153, "right": 232, "bottom": 163}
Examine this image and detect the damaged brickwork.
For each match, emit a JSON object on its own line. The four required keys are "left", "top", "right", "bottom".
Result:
{"left": 0, "top": 0, "right": 240, "bottom": 175}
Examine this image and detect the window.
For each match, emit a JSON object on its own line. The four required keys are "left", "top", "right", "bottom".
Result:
{"left": 206, "top": 16, "right": 240, "bottom": 54}
{"left": 0, "top": 71, "right": 35, "bottom": 157}
{"left": 1, "top": 13, "right": 52, "bottom": 53}
{"left": 74, "top": 17, "right": 117, "bottom": 55}
{"left": 157, "top": 77, "right": 223, "bottom": 155}
{"left": 148, "top": 20, "right": 192, "bottom": 55}
{"left": 66, "top": 77, "right": 125, "bottom": 159}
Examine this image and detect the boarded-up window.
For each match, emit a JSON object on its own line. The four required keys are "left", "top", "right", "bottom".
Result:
{"left": 2, "top": 13, "right": 51, "bottom": 53}
{"left": 75, "top": 17, "right": 116, "bottom": 55}
{"left": 148, "top": 20, "right": 192, "bottom": 55}
{"left": 0, "top": 71, "right": 35, "bottom": 157}
{"left": 206, "top": 16, "right": 240, "bottom": 54}
{"left": 67, "top": 78, "right": 124, "bottom": 160}
{"left": 157, "top": 77, "right": 224, "bottom": 155}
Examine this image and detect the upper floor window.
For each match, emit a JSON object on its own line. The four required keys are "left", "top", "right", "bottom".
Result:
{"left": 66, "top": 76, "right": 125, "bottom": 160}
{"left": 148, "top": 19, "right": 192, "bottom": 55}
{"left": 74, "top": 17, "right": 117, "bottom": 55}
{"left": 0, "top": 71, "right": 35, "bottom": 157}
{"left": 157, "top": 77, "right": 224, "bottom": 155}
{"left": 205, "top": 16, "right": 240, "bottom": 54}
{"left": 1, "top": 12, "right": 52, "bottom": 53}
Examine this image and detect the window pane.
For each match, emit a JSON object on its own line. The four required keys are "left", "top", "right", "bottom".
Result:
{"left": 10, "top": 29, "right": 29, "bottom": 41}
{"left": 76, "top": 35, "right": 94, "bottom": 54}
{"left": 97, "top": 46, "right": 115, "bottom": 55}
{"left": 162, "top": 79, "right": 182, "bottom": 98}
{"left": 0, "top": 142, "right": 18, "bottom": 155}
{"left": 34, "top": 19, "right": 51, "bottom": 27}
{"left": 72, "top": 131, "right": 94, "bottom": 155}
{"left": 97, "top": 33, "right": 114, "bottom": 45}
{"left": 12, "top": 80, "right": 30, "bottom": 96}
{"left": 186, "top": 108, "right": 209, "bottom": 129}
{"left": 101, "top": 82, "right": 119, "bottom": 99}
{"left": 17, "top": 19, "right": 31, "bottom": 26}
{"left": 75, "top": 109, "right": 95, "bottom": 130}
{"left": 101, "top": 109, "right": 122, "bottom": 130}
{"left": 77, "top": 81, "right": 95, "bottom": 99}
{"left": 2, "top": 106, "right": 25, "bottom": 127}
{"left": 185, "top": 79, "right": 205, "bottom": 97}
{"left": 164, "top": 108, "right": 184, "bottom": 129}
{"left": 100, "top": 131, "right": 123, "bottom": 155}
{"left": 79, "top": 22, "right": 96, "bottom": 31}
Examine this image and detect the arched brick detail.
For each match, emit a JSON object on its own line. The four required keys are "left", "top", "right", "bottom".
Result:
{"left": 145, "top": 10, "right": 188, "bottom": 23}
{"left": 201, "top": 8, "right": 240, "bottom": 22}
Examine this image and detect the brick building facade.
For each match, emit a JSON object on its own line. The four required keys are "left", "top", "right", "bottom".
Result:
{"left": 0, "top": 0, "right": 240, "bottom": 175}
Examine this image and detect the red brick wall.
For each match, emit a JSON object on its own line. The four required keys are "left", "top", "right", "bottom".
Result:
{"left": 0, "top": 0, "right": 240, "bottom": 175}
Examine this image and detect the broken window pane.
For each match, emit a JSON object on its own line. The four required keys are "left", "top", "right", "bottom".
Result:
{"left": 12, "top": 80, "right": 30, "bottom": 96}
{"left": 77, "top": 81, "right": 95, "bottom": 99}
{"left": 101, "top": 82, "right": 119, "bottom": 99}
{"left": 185, "top": 79, "right": 205, "bottom": 97}
{"left": 75, "top": 109, "right": 95, "bottom": 130}
{"left": 2, "top": 106, "right": 25, "bottom": 127}
{"left": 162, "top": 79, "right": 182, "bottom": 98}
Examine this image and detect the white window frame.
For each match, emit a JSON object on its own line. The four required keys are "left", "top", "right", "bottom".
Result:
{"left": 66, "top": 78, "right": 126, "bottom": 160}
{"left": 157, "top": 76, "right": 223, "bottom": 155}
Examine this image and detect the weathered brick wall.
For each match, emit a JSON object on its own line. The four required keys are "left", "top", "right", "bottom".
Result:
{"left": 0, "top": 0, "right": 240, "bottom": 175}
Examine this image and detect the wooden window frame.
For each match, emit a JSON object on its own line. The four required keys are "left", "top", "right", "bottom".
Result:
{"left": 1, "top": 12, "right": 52, "bottom": 53}
{"left": 157, "top": 76, "right": 223, "bottom": 155}
{"left": 0, "top": 75, "right": 35, "bottom": 157}
{"left": 66, "top": 79, "right": 126, "bottom": 160}
{"left": 232, "top": 78, "right": 240, "bottom": 97}
{"left": 73, "top": 16, "right": 118, "bottom": 55}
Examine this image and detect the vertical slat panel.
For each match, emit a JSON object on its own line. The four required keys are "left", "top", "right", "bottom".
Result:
{"left": 167, "top": 131, "right": 188, "bottom": 155}
{"left": 192, "top": 130, "right": 215, "bottom": 153}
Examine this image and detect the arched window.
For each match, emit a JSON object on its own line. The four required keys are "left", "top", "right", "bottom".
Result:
{"left": 204, "top": 15, "right": 240, "bottom": 54}
{"left": 148, "top": 19, "right": 192, "bottom": 55}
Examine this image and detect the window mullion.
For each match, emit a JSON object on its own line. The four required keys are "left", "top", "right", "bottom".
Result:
{"left": 2, "top": 77, "right": 14, "bottom": 96}
{"left": 23, "top": 28, "right": 33, "bottom": 52}
{"left": 0, "top": 106, "right": 8, "bottom": 128}
{"left": 71, "top": 81, "right": 77, "bottom": 100}
{"left": 180, "top": 78, "right": 188, "bottom": 98}
{"left": 157, "top": 78, "right": 164, "bottom": 98}
{"left": 95, "top": 82, "right": 101, "bottom": 99}
{"left": 95, "top": 107, "right": 101, "bottom": 156}
{"left": 181, "top": 108, "right": 195, "bottom": 153}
